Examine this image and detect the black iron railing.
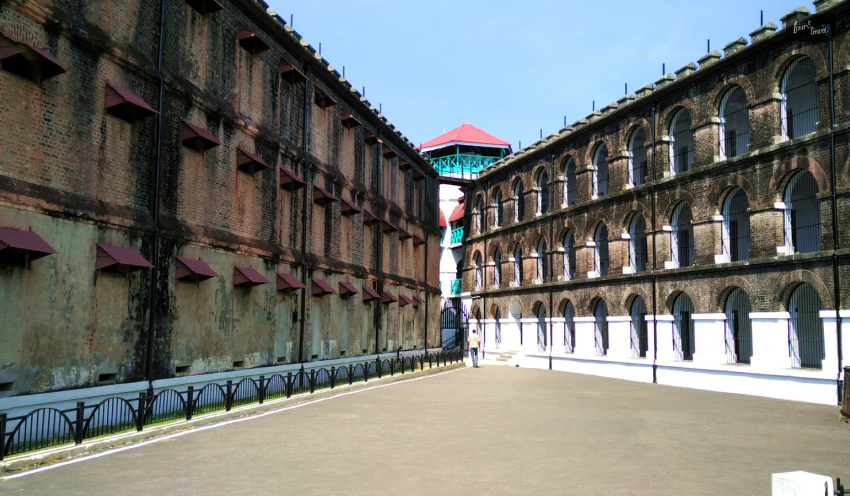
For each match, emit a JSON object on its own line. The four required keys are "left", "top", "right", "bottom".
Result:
{"left": 0, "top": 351, "right": 462, "bottom": 461}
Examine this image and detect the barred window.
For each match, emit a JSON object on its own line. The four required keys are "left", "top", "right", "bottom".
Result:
{"left": 563, "top": 230, "right": 576, "bottom": 281}
{"left": 514, "top": 244, "right": 522, "bottom": 284}
{"left": 672, "top": 293, "right": 695, "bottom": 361}
{"left": 781, "top": 57, "right": 818, "bottom": 141}
{"left": 493, "top": 189, "right": 502, "bottom": 228}
{"left": 536, "top": 238, "right": 546, "bottom": 282}
{"left": 719, "top": 86, "right": 749, "bottom": 159}
{"left": 592, "top": 145, "right": 609, "bottom": 198}
{"left": 537, "top": 304, "right": 547, "bottom": 352}
{"left": 628, "top": 128, "right": 648, "bottom": 187}
{"left": 594, "top": 223, "right": 609, "bottom": 277}
{"left": 783, "top": 171, "right": 821, "bottom": 255}
{"left": 475, "top": 197, "right": 484, "bottom": 234}
{"left": 669, "top": 109, "right": 693, "bottom": 175}
{"left": 722, "top": 188, "right": 751, "bottom": 262}
{"left": 629, "top": 214, "right": 648, "bottom": 273}
{"left": 513, "top": 180, "right": 524, "bottom": 222}
{"left": 670, "top": 203, "right": 694, "bottom": 268}
{"left": 474, "top": 252, "right": 482, "bottom": 290}
{"left": 563, "top": 301, "right": 575, "bottom": 353}
{"left": 724, "top": 288, "right": 752, "bottom": 364}
{"left": 594, "top": 299, "right": 608, "bottom": 356}
{"left": 563, "top": 158, "right": 577, "bottom": 207}
{"left": 630, "top": 296, "right": 648, "bottom": 358}
{"left": 788, "top": 283, "right": 824, "bottom": 369}
{"left": 493, "top": 249, "right": 501, "bottom": 288}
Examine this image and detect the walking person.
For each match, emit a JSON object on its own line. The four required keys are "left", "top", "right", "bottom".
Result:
{"left": 467, "top": 329, "right": 481, "bottom": 368}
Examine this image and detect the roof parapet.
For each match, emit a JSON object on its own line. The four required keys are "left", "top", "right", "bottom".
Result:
{"left": 675, "top": 62, "right": 697, "bottom": 79}
{"left": 780, "top": 6, "right": 810, "bottom": 30}
{"left": 750, "top": 22, "right": 778, "bottom": 43}
{"left": 698, "top": 50, "right": 722, "bottom": 69}
{"left": 814, "top": 0, "right": 841, "bottom": 13}
{"left": 617, "top": 93, "right": 637, "bottom": 107}
{"left": 601, "top": 102, "right": 618, "bottom": 116}
{"left": 635, "top": 84, "right": 653, "bottom": 99}
{"left": 723, "top": 37, "right": 748, "bottom": 57}
{"left": 654, "top": 73, "right": 675, "bottom": 89}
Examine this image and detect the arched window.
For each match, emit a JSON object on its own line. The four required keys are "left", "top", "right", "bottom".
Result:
{"left": 628, "top": 214, "right": 648, "bottom": 273}
{"left": 536, "top": 170, "right": 549, "bottom": 215}
{"left": 493, "top": 189, "right": 502, "bottom": 228}
{"left": 563, "top": 230, "right": 576, "bottom": 281}
{"left": 781, "top": 57, "right": 818, "bottom": 141}
{"left": 669, "top": 109, "right": 693, "bottom": 175}
{"left": 563, "top": 158, "right": 576, "bottom": 207}
{"left": 594, "top": 299, "right": 608, "bottom": 356}
{"left": 630, "top": 296, "right": 648, "bottom": 358}
{"left": 593, "top": 145, "right": 609, "bottom": 198}
{"left": 628, "top": 127, "right": 648, "bottom": 187}
{"left": 513, "top": 244, "right": 522, "bottom": 285}
{"left": 788, "top": 283, "right": 824, "bottom": 369}
{"left": 722, "top": 188, "right": 751, "bottom": 262}
{"left": 474, "top": 252, "right": 483, "bottom": 290}
{"left": 563, "top": 301, "right": 575, "bottom": 353}
{"left": 536, "top": 304, "right": 547, "bottom": 352}
{"left": 724, "top": 288, "right": 752, "bottom": 364}
{"left": 672, "top": 293, "right": 695, "bottom": 361}
{"left": 719, "top": 86, "right": 749, "bottom": 159}
{"left": 670, "top": 203, "right": 694, "bottom": 268}
{"left": 783, "top": 171, "right": 821, "bottom": 255}
{"left": 475, "top": 197, "right": 484, "bottom": 234}
{"left": 536, "top": 238, "right": 547, "bottom": 283}
{"left": 593, "top": 223, "right": 609, "bottom": 277}
{"left": 495, "top": 307, "right": 502, "bottom": 349}
{"left": 493, "top": 249, "right": 501, "bottom": 288}
{"left": 513, "top": 180, "right": 524, "bottom": 222}
{"left": 455, "top": 259, "right": 463, "bottom": 280}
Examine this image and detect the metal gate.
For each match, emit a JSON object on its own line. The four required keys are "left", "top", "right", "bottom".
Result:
{"left": 440, "top": 301, "right": 468, "bottom": 353}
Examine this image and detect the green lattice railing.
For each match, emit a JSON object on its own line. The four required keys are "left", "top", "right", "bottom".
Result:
{"left": 450, "top": 227, "right": 464, "bottom": 245}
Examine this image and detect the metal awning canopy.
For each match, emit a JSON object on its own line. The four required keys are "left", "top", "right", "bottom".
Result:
{"left": 0, "top": 227, "right": 56, "bottom": 264}
{"left": 362, "top": 210, "right": 381, "bottom": 226}
{"left": 313, "top": 185, "right": 338, "bottom": 205}
{"left": 238, "top": 24, "right": 270, "bottom": 54}
{"left": 313, "top": 86, "right": 337, "bottom": 109}
{"left": 0, "top": 30, "right": 66, "bottom": 82}
{"left": 398, "top": 295, "right": 412, "bottom": 307}
{"left": 340, "top": 111, "right": 361, "bottom": 129}
{"left": 380, "top": 290, "right": 398, "bottom": 304}
{"left": 412, "top": 234, "right": 425, "bottom": 247}
{"left": 362, "top": 286, "right": 381, "bottom": 301}
{"left": 397, "top": 226, "right": 412, "bottom": 240}
{"left": 96, "top": 243, "right": 153, "bottom": 272}
{"left": 175, "top": 256, "right": 219, "bottom": 282}
{"left": 184, "top": 0, "right": 223, "bottom": 15}
{"left": 311, "top": 278, "right": 336, "bottom": 296}
{"left": 181, "top": 120, "right": 220, "bottom": 151}
{"left": 233, "top": 266, "right": 269, "bottom": 287}
{"left": 340, "top": 198, "right": 361, "bottom": 216}
{"left": 277, "top": 273, "right": 305, "bottom": 292}
{"left": 236, "top": 147, "right": 270, "bottom": 175}
{"left": 105, "top": 82, "right": 158, "bottom": 123}
{"left": 382, "top": 145, "right": 398, "bottom": 159}
{"left": 339, "top": 281, "right": 359, "bottom": 297}
{"left": 363, "top": 130, "right": 379, "bottom": 146}
{"left": 398, "top": 159, "right": 412, "bottom": 171}
{"left": 279, "top": 60, "right": 307, "bottom": 84}
{"left": 381, "top": 220, "right": 397, "bottom": 233}
{"left": 279, "top": 167, "right": 306, "bottom": 190}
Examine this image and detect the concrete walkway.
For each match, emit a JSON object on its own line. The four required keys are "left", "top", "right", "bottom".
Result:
{"left": 2, "top": 366, "right": 848, "bottom": 495}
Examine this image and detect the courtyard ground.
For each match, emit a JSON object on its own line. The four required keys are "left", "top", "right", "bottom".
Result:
{"left": 1, "top": 365, "right": 848, "bottom": 495}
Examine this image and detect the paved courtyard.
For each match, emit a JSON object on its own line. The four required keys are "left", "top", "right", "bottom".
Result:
{"left": 2, "top": 365, "right": 848, "bottom": 495}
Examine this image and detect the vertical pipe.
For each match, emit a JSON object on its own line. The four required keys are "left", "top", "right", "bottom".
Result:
{"left": 144, "top": 0, "right": 168, "bottom": 387}
{"left": 549, "top": 153, "right": 556, "bottom": 370}
{"left": 375, "top": 131, "right": 383, "bottom": 356}
{"left": 424, "top": 228, "right": 429, "bottom": 351}
{"left": 298, "top": 69, "right": 311, "bottom": 364}
{"left": 827, "top": 26, "right": 843, "bottom": 404}
{"left": 651, "top": 102, "right": 658, "bottom": 384}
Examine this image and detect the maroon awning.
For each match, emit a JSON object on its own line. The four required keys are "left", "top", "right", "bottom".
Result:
{"left": 313, "top": 185, "right": 338, "bottom": 205}
{"left": 412, "top": 235, "right": 425, "bottom": 247}
{"left": 236, "top": 147, "right": 270, "bottom": 174}
{"left": 398, "top": 159, "right": 412, "bottom": 171}
{"left": 382, "top": 146, "right": 398, "bottom": 159}
{"left": 313, "top": 86, "right": 337, "bottom": 109}
{"left": 381, "top": 220, "right": 397, "bottom": 233}
{"left": 413, "top": 170, "right": 426, "bottom": 182}
{"left": 362, "top": 210, "right": 381, "bottom": 226}
{"left": 233, "top": 266, "right": 269, "bottom": 287}
{"left": 340, "top": 198, "right": 361, "bottom": 216}
{"left": 340, "top": 111, "right": 361, "bottom": 129}
{"left": 381, "top": 290, "right": 398, "bottom": 304}
{"left": 0, "top": 227, "right": 56, "bottom": 263}
{"left": 181, "top": 120, "right": 220, "bottom": 151}
{"left": 339, "top": 281, "right": 359, "bottom": 297}
{"left": 175, "top": 256, "right": 219, "bottom": 282}
{"left": 362, "top": 286, "right": 381, "bottom": 301}
{"left": 363, "top": 130, "right": 379, "bottom": 146}
{"left": 279, "top": 60, "right": 307, "bottom": 84}
{"left": 411, "top": 296, "right": 425, "bottom": 307}
{"left": 105, "top": 82, "right": 158, "bottom": 123}
{"left": 311, "top": 278, "right": 336, "bottom": 296}
{"left": 397, "top": 226, "right": 412, "bottom": 240}
{"left": 96, "top": 243, "right": 153, "bottom": 272}
{"left": 238, "top": 24, "right": 270, "bottom": 54}
{"left": 279, "top": 167, "right": 306, "bottom": 190}
{"left": 184, "top": 0, "right": 224, "bottom": 15}
{"left": 398, "top": 295, "right": 411, "bottom": 307}
{"left": 0, "top": 30, "right": 66, "bottom": 82}
{"left": 277, "top": 273, "right": 306, "bottom": 292}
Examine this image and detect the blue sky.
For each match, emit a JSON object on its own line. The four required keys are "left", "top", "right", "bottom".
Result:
{"left": 268, "top": 0, "right": 813, "bottom": 151}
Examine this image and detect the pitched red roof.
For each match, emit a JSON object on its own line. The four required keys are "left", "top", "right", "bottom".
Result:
{"left": 448, "top": 203, "right": 465, "bottom": 222}
{"left": 438, "top": 209, "right": 447, "bottom": 228}
{"left": 420, "top": 123, "right": 510, "bottom": 151}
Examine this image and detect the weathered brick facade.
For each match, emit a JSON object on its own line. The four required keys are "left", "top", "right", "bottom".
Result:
{"left": 0, "top": 0, "right": 440, "bottom": 396}
{"left": 462, "top": 2, "right": 849, "bottom": 401}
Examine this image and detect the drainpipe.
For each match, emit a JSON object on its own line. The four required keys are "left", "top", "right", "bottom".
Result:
{"left": 549, "top": 153, "right": 556, "bottom": 370}
{"left": 144, "top": 0, "right": 167, "bottom": 388}
{"left": 827, "top": 25, "right": 843, "bottom": 405}
{"left": 424, "top": 227, "right": 429, "bottom": 351}
{"left": 297, "top": 70, "right": 310, "bottom": 364}
{"left": 650, "top": 102, "right": 658, "bottom": 384}
{"left": 482, "top": 187, "right": 487, "bottom": 360}
{"left": 375, "top": 130, "right": 383, "bottom": 356}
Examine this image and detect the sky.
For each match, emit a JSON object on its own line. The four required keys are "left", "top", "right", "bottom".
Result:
{"left": 267, "top": 0, "right": 813, "bottom": 151}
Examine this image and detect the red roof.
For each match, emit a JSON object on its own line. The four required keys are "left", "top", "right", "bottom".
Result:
{"left": 362, "top": 286, "right": 381, "bottom": 301}
{"left": 420, "top": 123, "right": 510, "bottom": 151}
{"left": 276, "top": 273, "right": 305, "bottom": 291}
{"left": 448, "top": 203, "right": 465, "bottom": 222}
{"left": 175, "top": 256, "right": 219, "bottom": 281}
{"left": 96, "top": 243, "right": 153, "bottom": 271}
{"left": 438, "top": 209, "right": 447, "bottom": 228}
{"left": 233, "top": 266, "right": 269, "bottom": 287}
{"left": 0, "top": 227, "right": 56, "bottom": 260}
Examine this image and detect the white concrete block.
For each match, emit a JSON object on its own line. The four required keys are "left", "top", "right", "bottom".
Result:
{"left": 771, "top": 471, "right": 832, "bottom": 496}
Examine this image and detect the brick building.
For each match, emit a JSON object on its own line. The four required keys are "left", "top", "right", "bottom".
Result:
{"left": 0, "top": 0, "right": 440, "bottom": 398}
{"left": 461, "top": 2, "right": 850, "bottom": 404}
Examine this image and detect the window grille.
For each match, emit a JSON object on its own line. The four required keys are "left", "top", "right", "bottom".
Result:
{"left": 513, "top": 181, "right": 524, "bottom": 221}
{"left": 629, "top": 214, "right": 648, "bottom": 272}
{"left": 722, "top": 188, "right": 751, "bottom": 262}
{"left": 629, "top": 127, "right": 648, "bottom": 187}
{"left": 493, "top": 190, "right": 502, "bottom": 228}
{"left": 474, "top": 253, "right": 482, "bottom": 290}
{"left": 594, "top": 299, "right": 608, "bottom": 356}
{"left": 781, "top": 57, "right": 819, "bottom": 140}
{"left": 783, "top": 171, "right": 821, "bottom": 255}
{"left": 788, "top": 283, "right": 824, "bottom": 369}
{"left": 669, "top": 109, "right": 693, "bottom": 175}
{"left": 630, "top": 296, "right": 648, "bottom": 358}
{"left": 536, "top": 171, "right": 549, "bottom": 214}
{"left": 593, "top": 145, "right": 609, "bottom": 198}
{"left": 514, "top": 245, "right": 522, "bottom": 284}
{"left": 537, "top": 305, "right": 547, "bottom": 352}
{"left": 719, "top": 86, "right": 749, "bottom": 159}
{"left": 493, "top": 249, "right": 501, "bottom": 288}
{"left": 475, "top": 198, "right": 483, "bottom": 234}
{"left": 564, "top": 301, "right": 575, "bottom": 353}
{"left": 594, "top": 223, "right": 609, "bottom": 276}
{"left": 672, "top": 293, "right": 695, "bottom": 361}
{"left": 670, "top": 203, "right": 694, "bottom": 268}
{"left": 536, "top": 239, "right": 546, "bottom": 282}
{"left": 495, "top": 308, "right": 502, "bottom": 348}
{"left": 563, "top": 158, "right": 577, "bottom": 207}
{"left": 724, "top": 288, "right": 752, "bottom": 364}
{"left": 563, "top": 231, "right": 576, "bottom": 280}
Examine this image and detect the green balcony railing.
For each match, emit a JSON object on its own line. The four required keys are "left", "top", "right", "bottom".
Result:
{"left": 431, "top": 154, "right": 500, "bottom": 181}
{"left": 449, "top": 279, "right": 462, "bottom": 295}
{"left": 450, "top": 227, "right": 464, "bottom": 245}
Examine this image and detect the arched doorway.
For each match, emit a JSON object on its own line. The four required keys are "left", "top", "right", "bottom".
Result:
{"left": 440, "top": 301, "right": 468, "bottom": 353}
